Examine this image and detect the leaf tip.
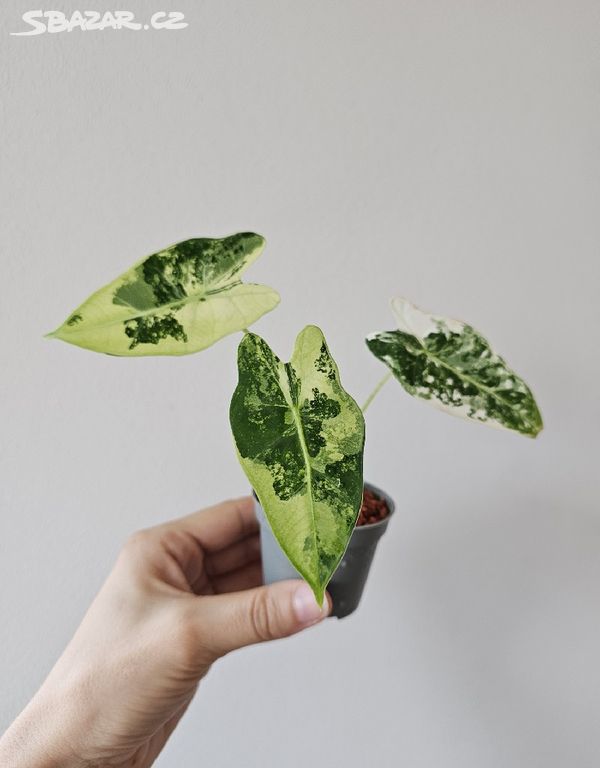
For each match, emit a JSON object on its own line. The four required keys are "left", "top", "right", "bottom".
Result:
{"left": 389, "top": 294, "right": 411, "bottom": 318}
{"left": 310, "top": 582, "right": 325, "bottom": 609}
{"left": 236, "top": 231, "right": 267, "bottom": 255}
{"left": 44, "top": 326, "right": 65, "bottom": 341}
{"left": 529, "top": 416, "right": 544, "bottom": 438}
{"left": 302, "top": 323, "right": 324, "bottom": 338}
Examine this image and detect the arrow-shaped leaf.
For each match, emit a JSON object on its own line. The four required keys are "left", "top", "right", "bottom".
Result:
{"left": 47, "top": 233, "right": 279, "bottom": 356}
{"left": 230, "top": 326, "right": 365, "bottom": 604}
{"left": 366, "top": 297, "right": 543, "bottom": 437}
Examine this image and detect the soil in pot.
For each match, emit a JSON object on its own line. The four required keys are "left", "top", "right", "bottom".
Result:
{"left": 356, "top": 487, "right": 390, "bottom": 527}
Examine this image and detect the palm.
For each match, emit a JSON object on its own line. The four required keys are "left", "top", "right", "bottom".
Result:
{"left": 56, "top": 498, "right": 263, "bottom": 768}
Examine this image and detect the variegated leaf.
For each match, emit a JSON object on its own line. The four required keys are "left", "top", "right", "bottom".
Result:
{"left": 366, "top": 297, "right": 543, "bottom": 437}
{"left": 47, "top": 233, "right": 279, "bottom": 356}
{"left": 230, "top": 326, "right": 365, "bottom": 604}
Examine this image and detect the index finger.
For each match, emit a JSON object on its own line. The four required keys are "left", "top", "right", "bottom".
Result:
{"left": 166, "top": 496, "right": 258, "bottom": 552}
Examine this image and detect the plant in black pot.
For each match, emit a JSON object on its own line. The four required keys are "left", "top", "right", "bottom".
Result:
{"left": 48, "top": 233, "right": 543, "bottom": 618}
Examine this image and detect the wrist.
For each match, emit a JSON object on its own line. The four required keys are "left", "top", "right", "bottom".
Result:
{"left": 0, "top": 687, "right": 86, "bottom": 768}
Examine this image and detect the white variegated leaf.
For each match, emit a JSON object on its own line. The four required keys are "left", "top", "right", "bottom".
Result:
{"left": 230, "top": 326, "right": 365, "bottom": 605}
{"left": 47, "top": 233, "right": 279, "bottom": 356}
{"left": 366, "top": 297, "right": 543, "bottom": 437}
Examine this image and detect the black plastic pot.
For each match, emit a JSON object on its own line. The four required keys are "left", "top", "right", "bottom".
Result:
{"left": 254, "top": 482, "right": 395, "bottom": 619}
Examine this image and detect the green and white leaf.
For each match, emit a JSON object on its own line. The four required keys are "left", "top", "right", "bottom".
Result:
{"left": 230, "top": 326, "right": 365, "bottom": 604}
{"left": 366, "top": 297, "right": 543, "bottom": 437}
{"left": 47, "top": 233, "right": 279, "bottom": 356}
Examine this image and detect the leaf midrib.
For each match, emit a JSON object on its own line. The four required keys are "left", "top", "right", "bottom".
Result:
{"left": 407, "top": 335, "right": 529, "bottom": 417}
{"left": 280, "top": 363, "right": 320, "bottom": 578}
{"left": 52, "top": 283, "right": 273, "bottom": 337}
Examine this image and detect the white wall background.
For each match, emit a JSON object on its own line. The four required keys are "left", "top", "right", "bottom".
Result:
{"left": 2, "top": 1, "right": 599, "bottom": 766}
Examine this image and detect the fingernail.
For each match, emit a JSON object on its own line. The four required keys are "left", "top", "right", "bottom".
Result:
{"left": 293, "top": 582, "right": 329, "bottom": 624}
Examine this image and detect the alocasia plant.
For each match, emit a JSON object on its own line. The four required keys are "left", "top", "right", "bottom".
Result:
{"left": 49, "top": 233, "right": 542, "bottom": 604}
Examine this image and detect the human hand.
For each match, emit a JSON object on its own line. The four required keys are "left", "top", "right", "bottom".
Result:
{"left": 0, "top": 497, "right": 330, "bottom": 768}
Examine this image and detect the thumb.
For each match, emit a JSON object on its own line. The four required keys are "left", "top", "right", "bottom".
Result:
{"left": 199, "top": 580, "right": 331, "bottom": 656}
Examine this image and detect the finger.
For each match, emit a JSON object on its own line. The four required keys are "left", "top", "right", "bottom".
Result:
{"left": 166, "top": 496, "right": 258, "bottom": 552}
{"left": 211, "top": 561, "right": 263, "bottom": 594}
{"left": 196, "top": 580, "right": 331, "bottom": 656}
{"left": 119, "top": 527, "right": 205, "bottom": 592}
{"left": 205, "top": 535, "right": 261, "bottom": 577}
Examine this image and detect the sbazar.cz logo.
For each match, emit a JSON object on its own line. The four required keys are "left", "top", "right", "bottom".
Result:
{"left": 10, "top": 10, "right": 188, "bottom": 35}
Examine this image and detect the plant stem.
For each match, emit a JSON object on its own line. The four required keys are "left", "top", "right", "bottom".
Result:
{"left": 361, "top": 371, "right": 393, "bottom": 413}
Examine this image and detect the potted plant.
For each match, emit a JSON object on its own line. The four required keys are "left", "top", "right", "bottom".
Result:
{"left": 47, "top": 232, "right": 542, "bottom": 618}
